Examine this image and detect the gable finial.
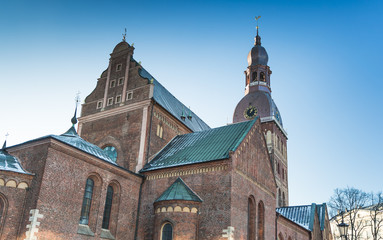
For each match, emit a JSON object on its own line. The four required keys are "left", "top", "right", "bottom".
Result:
{"left": 181, "top": 106, "right": 186, "bottom": 121}
{"left": 71, "top": 92, "right": 80, "bottom": 126}
{"left": 122, "top": 28, "right": 127, "bottom": 42}
{"left": 254, "top": 16, "right": 262, "bottom": 45}
{"left": 255, "top": 16, "right": 261, "bottom": 35}
{"left": 187, "top": 106, "right": 192, "bottom": 120}
{"left": 2, "top": 133, "right": 9, "bottom": 150}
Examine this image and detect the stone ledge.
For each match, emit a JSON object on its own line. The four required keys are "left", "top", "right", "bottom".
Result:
{"left": 77, "top": 224, "right": 95, "bottom": 236}
{"left": 100, "top": 228, "right": 115, "bottom": 240}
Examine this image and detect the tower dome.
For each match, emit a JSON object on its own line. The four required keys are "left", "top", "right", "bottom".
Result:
{"left": 247, "top": 35, "right": 268, "bottom": 66}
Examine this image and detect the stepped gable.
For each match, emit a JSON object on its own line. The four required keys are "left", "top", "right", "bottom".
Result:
{"left": 138, "top": 65, "right": 210, "bottom": 132}
{"left": 141, "top": 118, "right": 257, "bottom": 172}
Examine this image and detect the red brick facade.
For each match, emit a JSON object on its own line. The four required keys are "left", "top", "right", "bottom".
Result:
{"left": 0, "top": 38, "right": 332, "bottom": 240}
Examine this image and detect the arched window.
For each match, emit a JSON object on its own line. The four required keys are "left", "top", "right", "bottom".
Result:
{"left": 282, "top": 192, "right": 286, "bottom": 207}
{"left": 248, "top": 196, "right": 256, "bottom": 240}
{"left": 266, "top": 131, "right": 272, "bottom": 145}
{"left": 157, "top": 124, "right": 163, "bottom": 138}
{"left": 252, "top": 71, "right": 257, "bottom": 82}
{"left": 278, "top": 189, "right": 282, "bottom": 207}
{"left": 102, "top": 186, "right": 114, "bottom": 229}
{"left": 103, "top": 146, "right": 117, "bottom": 162}
{"left": 257, "top": 201, "right": 265, "bottom": 240}
{"left": 278, "top": 233, "right": 284, "bottom": 240}
{"left": 161, "top": 223, "right": 173, "bottom": 240}
{"left": 260, "top": 72, "right": 265, "bottom": 82}
{"left": 79, "top": 178, "right": 94, "bottom": 225}
{"left": 0, "top": 194, "right": 7, "bottom": 234}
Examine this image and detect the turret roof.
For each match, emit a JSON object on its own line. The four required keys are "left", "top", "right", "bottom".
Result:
{"left": 155, "top": 177, "right": 202, "bottom": 202}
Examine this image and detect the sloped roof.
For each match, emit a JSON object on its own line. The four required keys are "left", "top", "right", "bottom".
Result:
{"left": 276, "top": 203, "right": 327, "bottom": 231}
{"left": 10, "top": 126, "right": 117, "bottom": 166}
{"left": 0, "top": 143, "right": 31, "bottom": 175}
{"left": 138, "top": 66, "right": 210, "bottom": 132}
{"left": 52, "top": 126, "right": 117, "bottom": 165}
{"left": 155, "top": 177, "right": 203, "bottom": 202}
{"left": 141, "top": 119, "right": 256, "bottom": 172}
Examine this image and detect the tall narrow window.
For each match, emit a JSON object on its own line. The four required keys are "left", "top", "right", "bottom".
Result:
{"left": 102, "top": 186, "right": 114, "bottom": 229}
{"left": 257, "top": 201, "right": 265, "bottom": 240}
{"left": 161, "top": 223, "right": 173, "bottom": 240}
{"left": 252, "top": 71, "right": 257, "bottom": 82}
{"left": 248, "top": 196, "right": 256, "bottom": 240}
{"left": 260, "top": 72, "right": 265, "bottom": 82}
{"left": 79, "top": 178, "right": 94, "bottom": 225}
{"left": 278, "top": 189, "right": 282, "bottom": 207}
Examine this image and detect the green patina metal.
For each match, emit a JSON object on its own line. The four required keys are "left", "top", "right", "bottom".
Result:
{"left": 155, "top": 177, "right": 202, "bottom": 202}
{"left": 137, "top": 64, "right": 210, "bottom": 132}
{"left": 141, "top": 118, "right": 257, "bottom": 172}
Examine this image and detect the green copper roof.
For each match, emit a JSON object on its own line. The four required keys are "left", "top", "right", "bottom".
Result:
{"left": 11, "top": 126, "right": 116, "bottom": 166}
{"left": 138, "top": 65, "right": 210, "bottom": 132}
{"left": 0, "top": 142, "right": 31, "bottom": 175}
{"left": 276, "top": 203, "right": 328, "bottom": 231}
{"left": 51, "top": 126, "right": 117, "bottom": 165}
{"left": 155, "top": 177, "right": 202, "bottom": 202}
{"left": 141, "top": 119, "right": 257, "bottom": 172}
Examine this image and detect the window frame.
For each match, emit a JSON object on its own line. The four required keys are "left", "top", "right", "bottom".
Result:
{"left": 118, "top": 77, "right": 124, "bottom": 86}
{"left": 101, "top": 186, "right": 114, "bottom": 229}
{"left": 115, "top": 95, "right": 121, "bottom": 104}
{"left": 110, "top": 80, "right": 116, "bottom": 88}
{"left": 126, "top": 91, "right": 133, "bottom": 101}
{"left": 79, "top": 178, "right": 94, "bottom": 225}
{"left": 107, "top": 97, "right": 113, "bottom": 106}
{"left": 161, "top": 222, "right": 173, "bottom": 240}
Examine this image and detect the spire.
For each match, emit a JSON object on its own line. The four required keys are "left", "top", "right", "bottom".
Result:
{"left": 2, "top": 133, "right": 9, "bottom": 150}
{"left": 71, "top": 92, "right": 80, "bottom": 126}
{"left": 122, "top": 28, "right": 127, "bottom": 42}
{"left": 255, "top": 16, "right": 262, "bottom": 45}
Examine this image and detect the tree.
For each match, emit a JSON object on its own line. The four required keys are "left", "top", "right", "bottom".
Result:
{"left": 368, "top": 192, "right": 383, "bottom": 240}
{"left": 328, "top": 187, "right": 369, "bottom": 240}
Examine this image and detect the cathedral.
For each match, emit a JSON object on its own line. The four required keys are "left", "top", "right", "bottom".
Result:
{"left": 0, "top": 27, "right": 333, "bottom": 240}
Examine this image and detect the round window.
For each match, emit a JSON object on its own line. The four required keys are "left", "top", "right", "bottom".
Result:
{"left": 103, "top": 146, "right": 117, "bottom": 162}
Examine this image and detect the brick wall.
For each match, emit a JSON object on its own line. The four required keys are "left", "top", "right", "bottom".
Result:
{"left": 9, "top": 139, "right": 142, "bottom": 240}
{"left": 139, "top": 161, "right": 232, "bottom": 240}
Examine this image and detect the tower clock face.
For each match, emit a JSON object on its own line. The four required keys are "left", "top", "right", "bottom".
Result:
{"left": 244, "top": 106, "right": 258, "bottom": 119}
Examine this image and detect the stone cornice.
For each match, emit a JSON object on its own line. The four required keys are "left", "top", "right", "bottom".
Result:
{"left": 261, "top": 116, "right": 288, "bottom": 137}
{"left": 78, "top": 99, "right": 151, "bottom": 123}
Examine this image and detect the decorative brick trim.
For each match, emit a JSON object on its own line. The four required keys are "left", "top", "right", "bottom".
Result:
{"left": 146, "top": 165, "right": 228, "bottom": 180}
{"left": 155, "top": 206, "right": 198, "bottom": 214}
{"left": 24, "top": 209, "right": 43, "bottom": 240}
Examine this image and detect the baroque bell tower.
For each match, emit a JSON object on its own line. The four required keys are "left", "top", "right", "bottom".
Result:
{"left": 233, "top": 19, "right": 289, "bottom": 207}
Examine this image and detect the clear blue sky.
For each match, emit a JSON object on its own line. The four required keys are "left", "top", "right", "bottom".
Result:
{"left": 1, "top": 0, "right": 382, "bottom": 205}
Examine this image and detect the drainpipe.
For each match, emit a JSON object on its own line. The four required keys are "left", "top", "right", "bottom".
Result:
{"left": 145, "top": 101, "right": 155, "bottom": 164}
{"left": 275, "top": 212, "right": 279, "bottom": 240}
{"left": 134, "top": 177, "right": 145, "bottom": 240}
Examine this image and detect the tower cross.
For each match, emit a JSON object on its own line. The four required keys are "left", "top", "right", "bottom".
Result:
{"left": 122, "top": 28, "right": 127, "bottom": 42}
{"left": 255, "top": 16, "right": 261, "bottom": 34}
